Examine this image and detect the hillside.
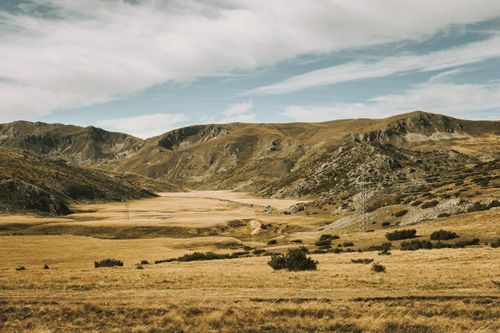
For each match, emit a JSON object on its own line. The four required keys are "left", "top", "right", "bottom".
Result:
{"left": 0, "top": 148, "right": 156, "bottom": 215}
{"left": 113, "top": 111, "right": 499, "bottom": 191}
{"left": 0, "top": 121, "right": 143, "bottom": 164}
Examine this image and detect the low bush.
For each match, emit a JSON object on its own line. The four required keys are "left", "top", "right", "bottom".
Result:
{"left": 252, "top": 249, "right": 266, "bottom": 255}
{"left": 364, "top": 242, "right": 392, "bottom": 252}
{"left": 411, "top": 200, "right": 422, "bottom": 206}
{"left": 386, "top": 229, "right": 417, "bottom": 241}
{"left": 15, "top": 266, "right": 26, "bottom": 271}
{"left": 491, "top": 239, "right": 500, "bottom": 248}
{"left": 351, "top": 258, "right": 373, "bottom": 264}
{"left": 421, "top": 200, "right": 438, "bottom": 209}
{"left": 176, "top": 252, "right": 234, "bottom": 262}
{"left": 267, "top": 239, "right": 278, "bottom": 245}
{"left": 371, "top": 262, "right": 385, "bottom": 272}
{"left": 381, "top": 221, "right": 391, "bottom": 227}
{"left": 394, "top": 209, "right": 408, "bottom": 217}
{"left": 140, "top": 260, "right": 149, "bottom": 265}
{"left": 290, "top": 239, "right": 303, "bottom": 244}
{"left": 315, "top": 239, "right": 332, "bottom": 247}
{"left": 94, "top": 259, "right": 123, "bottom": 268}
{"left": 268, "top": 249, "right": 317, "bottom": 271}
{"left": 343, "top": 242, "right": 354, "bottom": 247}
{"left": 430, "top": 230, "right": 459, "bottom": 241}
{"left": 319, "top": 234, "right": 339, "bottom": 241}
{"left": 401, "top": 238, "right": 480, "bottom": 251}
{"left": 43, "top": 264, "right": 49, "bottom": 269}
{"left": 401, "top": 239, "right": 433, "bottom": 251}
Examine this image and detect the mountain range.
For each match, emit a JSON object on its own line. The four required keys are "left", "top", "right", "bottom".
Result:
{"left": 0, "top": 111, "right": 498, "bottom": 220}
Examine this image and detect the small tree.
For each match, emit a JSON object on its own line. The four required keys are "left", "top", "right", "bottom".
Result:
{"left": 386, "top": 229, "right": 417, "bottom": 241}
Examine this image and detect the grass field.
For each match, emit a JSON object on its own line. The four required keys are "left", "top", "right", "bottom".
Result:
{"left": 0, "top": 191, "right": 499, "bottom": 332}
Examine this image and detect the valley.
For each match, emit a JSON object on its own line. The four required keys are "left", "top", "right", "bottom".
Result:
{"left": 0, "top": 111, "right": 499, "bottom": 332}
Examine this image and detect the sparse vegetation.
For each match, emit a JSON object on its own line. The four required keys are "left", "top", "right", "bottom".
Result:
{"left": 394, "top": 209, "right": 408, "bottom": 217}
{"left": 421, "top": 200, "right": 439, "bottom": 209}
{"left": 491, "top": 239, "right": 500, "bottom": 248}
{"left": 267, "top": 249, "right": 317, "bottom": 271}
{"left": 351, "top": 258, "right": 373, "bottom": 264}
{"left": 385, "top": 229, "right": 417, "bottom": 241}
{"left": 371, "top": 262, "right": 385, "bottom": 272}
{"left": 94, "top": 259, "right": 124, "bottom": 268}
{"left": 401, "top": 238, "right": 481, "bottom": 251}
{"left": 430, "top": 229, "right": 459, "bottom": 241}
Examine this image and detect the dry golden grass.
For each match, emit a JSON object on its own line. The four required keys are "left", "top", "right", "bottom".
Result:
{"left": 1, "top": 191, "right": 499, "bottom": 332}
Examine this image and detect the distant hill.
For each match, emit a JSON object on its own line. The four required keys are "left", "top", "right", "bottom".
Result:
{"left": 0, "top": 112, "right": 498, "bottom": 220}
{"left": 0, "top": 121, "right": 143, "bottom": 164}
{"left": 0, "top": 148, "right": 156, "bottom": 215}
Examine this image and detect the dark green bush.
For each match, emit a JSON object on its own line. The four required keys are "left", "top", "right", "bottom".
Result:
{"left": 491, "top": 239, "right": 500, "bottom": 248}
{"left": 253, "top": 249, "right": 266, "bottom": 255}
{"left": 421, "top": 200, "right": 438, "bottom": 209}
{"left": 268, "top": 249, "right": 317, "bottom": 271}
{"left": 371, "top": 262, "right": 385, "bottom": 272}
{"left": 315, "top": 239, "right": 332, "bottom": 247}
{"left": 386, "top": 229, "right": 417, "bottom": 241}
{"left": 401, "top": 239, "right": 433, "bottom": 251}
{"left": 364, "top": 242, "right": 392, "bottom": 252}
{"left": 319, "top": 234, "right": 339, "bottom": 241}
{"left": 381, "top": 221, "right": 391, "bottom": 227}
{"left": 430, "top": 230, "right": 458, "bottom": 241}
{"left": 43, "top": 264, "right": 49, "bottom": 270}
{"left": 343, "top": 242, "right": 354, "bottom": 247}
{"left": 176, "top": 252, "right": 233, "bottom": 262}
{"left": 394, "top": 209, "right": 408, "bottom": 217}
{"left": 351, "top": 258, "right": 373, "bottom": 264}
{"left": 94, "top": 258, "right": 123, "bottom": 268}
{"left": 291, "top": 239, "right": 303, "bottom": 244}
{"left": 267, "top": 239, "right": 278, "bottom": 245}
{"left": 15, "top": 266, "right": 26, "bottom": 271}
{"left": 140, "top": 260, "right": 149, "bottom": 265}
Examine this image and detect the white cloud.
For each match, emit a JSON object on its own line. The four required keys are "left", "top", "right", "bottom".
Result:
{"left": 221, "top": 100, "right": 255, "bottom": 122}
{"left": 96, "top": 113, "right": 188, "bottom": 138}
{"left": 1, "top": 0, "right": 500, "bottom": 120}
{"left": 281, "top": 81, "right": 500, "bottom": 122}
{"left": 248, "top": 36, "right": 500, "bottom": 95}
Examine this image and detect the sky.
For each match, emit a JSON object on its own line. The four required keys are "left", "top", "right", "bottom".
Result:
{"left": 0, "top": 1, "right": 500, "bottom": 138}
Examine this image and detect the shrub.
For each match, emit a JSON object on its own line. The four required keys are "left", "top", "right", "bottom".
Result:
{"left": 252, "top": 249, "right": 266, "bottom": 255}
{"left": 401, "top": 239, "right": 433, "bottom": 251}
{"left": 267, "top": 239, "right": 278, "bottom": 245}
{"left": 386, "top": 229, "right": 417, "bottom": 241}
{"left": 430, "top": 230, "right": 458, "bottom": 241}
{"left": 315, "top": 239, "right": 332, "bottom": 247}
{"left": 381, "top": 221, "right": 391, "bottom": 227}
{"left": 371, "top": 262, "right": 385, "bottom": 272}
{"left": 140, "top": 260, "right": 149, "bottom": 265}
{"left": 176, "top": 252, "right": 233, "bottom": 262}
{"left": 243, "top": 245, "right": 253, "bottom": 251}
{"left": 421, "top": 200, "right": 438, "bottom": 209}
{"left": 411, "top": 200, "right": 422, "bottom": 206}
{"left": 394, "top": 209, "right": 408, "bottom": 217}
{"left": 351, "top": 258, "right": 373, "bottom": 264}
{"left": 364, "top": 242, "right": 392, "bottom": 252}
{"left": 291, "top": 239, "right": 303, "bottom": 244}
{"left": 43, "top": 264, "right": 49, "bottom": 270}
{"left": 343, "top": 242, "right": 354, "bottom": 247}
{"left": 94, "top": 259, "right": 123, "bottom": 268}
{"left": 491, "top": 239, "right": 500, "bottom": 248}
{"left": 319, "top": 234, "right": 339, "bottom": 241}
{"left": 15, "top": 266, "right": 26, "bottom": 271}
{"left": 451, "top": 238, "right": 480, "bottom": 248}
{"left": 267, "top": 249, "right": 317, "bottom": 271}
{"left": 136, "top": 264, "right": 144, "bottom": 269}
